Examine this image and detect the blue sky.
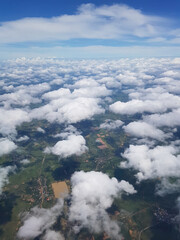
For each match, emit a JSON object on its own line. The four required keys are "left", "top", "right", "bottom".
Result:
{"left": 0, "top": 0, "right": 180, "bottom": 59}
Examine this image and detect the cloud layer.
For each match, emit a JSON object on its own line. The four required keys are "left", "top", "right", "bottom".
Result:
{"left": 1, "top": 57, "right": 180, "bottom": 238}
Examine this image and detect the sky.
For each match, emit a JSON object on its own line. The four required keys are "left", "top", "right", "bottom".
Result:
{"left": 0, "top": 0, "right": 180, "bottom": 59}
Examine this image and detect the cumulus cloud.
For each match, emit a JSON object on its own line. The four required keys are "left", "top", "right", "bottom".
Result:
{"left": 69, "top": 171, "right": 136, "bottom": 239}
{"left": 42, "top": 88, "right": 71, "bottom": 101}
{"left": 0, "top": 166, "right": 16, "bottom": 194}
{"left": 31, "top": 96, "right": 104, "bottom": 124}
{"left": 121, "top": 145, "right": 180, "bottom": 182}
{"left": 0, "top": 83, "right": 50, "bottom": 107}
{"left": 53, "top": 125, "right": 81, "bottom": 139}
{"left": 17, "top": 199, "right": 64, "bottom": 240}
{"left": 123, "top": 121, "right": 169, "bottom": 141}
{"left": 72, "top": 84, "right": 111, "bottom": 98}
{"left": 143, "top": 108, "right": 180, "bottom": 127}
{"left": 109, "top": 96, "right": 180, "bottom": 115}
{"left": 0, "top": 138, "right": 17, "bottom": 156}
{"left": 20, "top": 159, "right": 30, "bottom": 165}
{"left": 16, "top": 135, "right": 29, "bottom": 142}
{"left": 100, "top": 119, "right": 124, "bottom": 130}
{"left": 0, "top": 108, "right": 30, "bottom": 136}
{"left": 70, "top": 78, "right": 99, "bottom": 89}
{"left": 45, "top": 134, "right": 88, "bottom": 158}
{"left": 40, "top": 85, "right": 108, "bottom": 125}
{"left": 37, "top": 127, "right": 45, "bottom": 133}
{"left": 0, "top": 90, "right": 40, "bottom": 108}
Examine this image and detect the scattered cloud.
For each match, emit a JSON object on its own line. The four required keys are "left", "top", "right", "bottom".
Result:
{"left": 0, "top": 138, "right": 17, "bottom": 156}
{"left": 20, "top": 159, "right": 30, "bottom": 165}
{"left": 31, "top": 96, "right": 104, "bottom": 124}
{"left": 16, "top": 135, "right": 29, "bottom": 142}
{"left": 100, "top": 119, "right": 124, "bottom": 130}
{"left": 123, "top": 121, "right": 169, "bottom": 141}
{"left": 37, "top": 127, "right": 45, "bottom": 134}
{"left": 0, "top": 108, "right": 30, "bottom": 136}
{"left": 69, "top": 171, "right": 136, "bottom": 238}
{"left": 0, "top": 166, "right": 16, "bottom": 194}
{"left": 17, "top": 199, "right": 64, "bottom": 240}
{"left": 0, "top": 57, "right": 180, "bottom": 238}
{"left": 143, "top": 108, "right": 180, "bottom": 127}
{"left": 109, "top": 95, "right": 180, "bottom": 115}
{"left": 121, "top": 144, "right": 180, "bottom": 182}
{"left": 53, "top": 125, "right": 81, "bottom": 139}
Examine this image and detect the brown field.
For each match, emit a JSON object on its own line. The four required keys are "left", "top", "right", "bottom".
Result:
{"left": 52, "top": 181, "right": 69, "bottom": 198}
{"left": 96, "top": 137, "right": 108, "bottom": 149}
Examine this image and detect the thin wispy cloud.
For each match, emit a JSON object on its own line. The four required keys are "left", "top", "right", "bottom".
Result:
{"left": 0, "top": 4, "right": 169, "bottom": 44}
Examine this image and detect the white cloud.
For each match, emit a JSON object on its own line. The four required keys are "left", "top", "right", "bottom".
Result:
{"left": 0, "top": 108, "right": 30, "bottom": 136}
{"left": 71, "top": 78, "right": 99, "bottom": 89}
{"left": 0, "top": 90, "right": 40, "bottom": 108}
{"left": 69, "top": 171, "right": 136, "bottom": 238}
{"left": 72, "top": 85, "right": 111, "bottom": 98}
{"left": 37, "top": 127, "right": 45, "bottom": 134}
{"left": 42, "top": 88, "right": 71, "bottom": 101}
{"left": 109, "top": 96, "right": 180, "bottom": 115}
{"left": 143, "top": 108, "right": 180, "bottom": 127}
{"left": 16, "top": 136, "right": 29, "bottom": 142}
{"left": 121, "top": 144, "right": 180, "bottom": 182}
{"left": 0, "top": 4, "right": 169, "bottom": 44}
{"left": 45, "top": 134, "right": 88, "bottom": 158}
{"left": 31, "top": 97, "right": 104, "bottom": 124}
{"left": 100, "top": 119, "right": 124, "bottom": 130}
{"left": 0, "top": 83, "right": 50, "bottom": 107}
{"left": 20, "top": 159, "right": 30, "bottom": 165}
{"left": 116, "top": 72, "right": 144, "bottom": 86}
{"left": 17, "top": 199, "right": 64, "bottom": 240}
{"left": 0, "top": 166, "right": 16, "bottom": 194}
{"left": 53, "top": 125, "right": 81, "bottom": 139}
{"left": 123, "top": 121, "right": 168, "bottom": 141}
{"left": 0, "top": 138, "right": 17, "bottom": 156}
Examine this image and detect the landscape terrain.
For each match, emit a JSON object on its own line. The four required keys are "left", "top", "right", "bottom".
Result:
{"left": 0, "top": 58, "right": 180, "bottom": 240}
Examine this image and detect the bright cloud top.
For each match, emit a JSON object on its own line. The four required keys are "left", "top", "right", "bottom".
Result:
{"left": 121, "top": 145, "right": 180, "bottom": 182}
{"left": 69, "top": 171, "right": 136, "bottom": 238}
{"left": 100, "top": 119, "right": 124, "bottom": 130}
{"left": 31, "top": 96, "right": 104, "bottom": 124}
{"left": 45, "top": 134, "right": 88, "bottom": 158}
{"left": 0, "top": 138, "right": 17, "bottom": 156}
{"left": 17, "top": 199, "right": 64, "bottom": 240}
{"left": 123, "top": 121, "right": 169, "bottom": 141}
